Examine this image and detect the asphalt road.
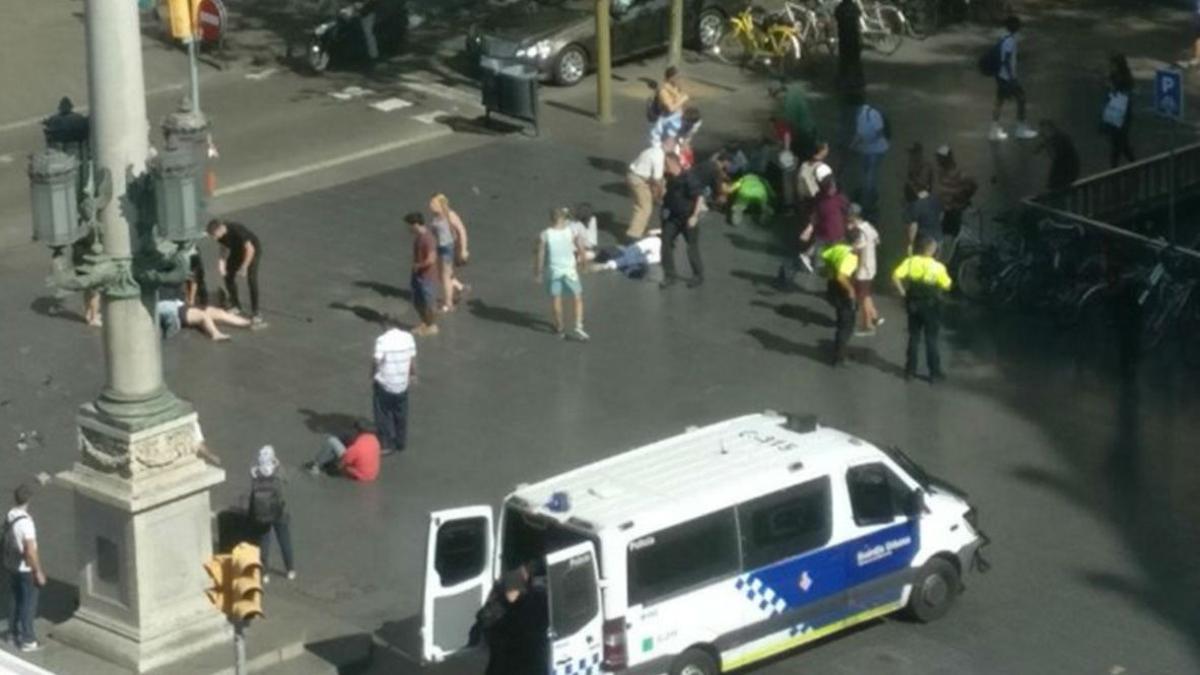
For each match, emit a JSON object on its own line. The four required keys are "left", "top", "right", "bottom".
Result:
{"left": 1, "top": 1, "right": 1199, "bottom": 674}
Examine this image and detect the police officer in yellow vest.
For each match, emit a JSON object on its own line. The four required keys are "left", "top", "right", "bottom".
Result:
{"left": 821, "top": 229, "right": 863, "bottom": 366}
{"left": 892, "top": 233, "right": 953, "bottom": 381}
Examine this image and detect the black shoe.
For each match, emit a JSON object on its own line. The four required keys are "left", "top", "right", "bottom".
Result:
{"left": 930, "top": 372, "right": 947, "bottom": 384}
{"left": 659, "top": 277, "right": 678, "bottom": 289}
{"left": 686, "top": 277, "right": 705, "bottom": 289}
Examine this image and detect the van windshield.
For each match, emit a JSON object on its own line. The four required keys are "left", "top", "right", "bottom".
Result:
{"left": 881, "top": 445, "right": 931, "bottom": 488}
{"left": 501, "top": 506, "right": 597, "bottom": 575}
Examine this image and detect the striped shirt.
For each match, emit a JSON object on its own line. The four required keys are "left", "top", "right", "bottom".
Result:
{"left": 373, "top": 329, "right": 416, "bottom": 394}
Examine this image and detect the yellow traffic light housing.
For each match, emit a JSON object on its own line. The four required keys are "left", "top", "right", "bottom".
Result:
{"left": 203, "top": 554, "right": 231, "bottom": 614}
{"left": 229, "top": 542, "right": 265, "bottom": 623}
{"left": 164, "top": 0, "right": 203, "bottom": 41}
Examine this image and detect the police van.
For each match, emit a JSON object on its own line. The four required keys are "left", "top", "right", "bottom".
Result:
{"left": 421, "top": 411, "right": 989, "bottom": 674}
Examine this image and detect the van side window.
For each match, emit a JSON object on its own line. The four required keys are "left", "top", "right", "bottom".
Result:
{"left": 435, "top": 517, "right": 488, "bottom": 586}
{"left": 846, "top": 463, "right": 910, "bottom": 527}
{"left": 738, "top": 477, "right": 832, "bottom": 570}
{"left": 627, "top": 509, "right": 740, "bottom": 606}
{"left": 548, "top": 551, "right": 599, "bottom": 638}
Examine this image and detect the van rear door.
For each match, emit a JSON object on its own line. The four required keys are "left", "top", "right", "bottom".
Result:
{"left": 544, "top": 542, "right": 604, "bottom": 675}
{"left": 421, "top": 506, "right": 495, "bottom": 663}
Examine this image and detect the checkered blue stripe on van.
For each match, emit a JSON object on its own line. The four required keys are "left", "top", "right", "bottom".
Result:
{"left": 735, "top": 574, "right": 788, "bottom": 616}
{"left": 555, "top": 651, "right": 601, "bottom": 675}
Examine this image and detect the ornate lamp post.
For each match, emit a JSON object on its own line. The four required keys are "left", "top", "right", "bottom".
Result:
{"left": 28, "top": 0, "right": 228, "bottom": 670}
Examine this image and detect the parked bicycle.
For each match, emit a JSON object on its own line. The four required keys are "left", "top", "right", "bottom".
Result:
{"left": 713, "top": 4, "right": 804, "bottom": 76}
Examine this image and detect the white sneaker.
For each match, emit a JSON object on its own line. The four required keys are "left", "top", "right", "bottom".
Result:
{"left": 262, "top": 574, "right": 270, "bottom": 585}
{"left": 987, "top": 123, "right": 1008, "bottom": 142}
{"left": 573, "top": 327, "right": 590, "bottom": 342}
{"left": 20, "top": 640, "right": 42, "bottom": 653}
{"left": 1014, "top": 124, "right": 1039, "bottom": 140}
{"left": 798, "top": 253, "right": 814, "bottom": 274}
{"left": 286, "top": 570, "right": 297, "bottom": 581}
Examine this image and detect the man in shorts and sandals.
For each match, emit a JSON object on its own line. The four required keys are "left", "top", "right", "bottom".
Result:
{"left": 406, "top": 212, "right": 439, "bottom": 336}
{"left": 847, "top": 204, "right": 883, "bottom": 336}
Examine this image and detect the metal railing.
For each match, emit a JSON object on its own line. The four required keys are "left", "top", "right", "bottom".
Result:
{"left": 1023, "top": 141, "right": 1200, "bottom": 261}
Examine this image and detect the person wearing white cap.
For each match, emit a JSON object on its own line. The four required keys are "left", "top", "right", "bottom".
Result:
{"left": 248, "top": 445, "right": 295, "bottom": 583}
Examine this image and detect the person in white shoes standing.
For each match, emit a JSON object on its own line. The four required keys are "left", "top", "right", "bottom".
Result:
{"left": 990, "top": 16, "right": 1038, "bottom": 142}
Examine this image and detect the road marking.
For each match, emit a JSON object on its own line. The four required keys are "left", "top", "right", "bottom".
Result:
{"left": 370, "top": 97, "right": 413, "bottom": 112}
{"left": 400, "top": 80, "right": 481, "bottom": 109}
{"left": 212, "top": 130, "right": 447, "bottom": 198}
{"left": 329, "top": 85, "right": 375, "bottom": 101}
{"left": 0, "top": 649, "right": 56, "bottom": 675}
{"left": 413, "top": 110, "right": 449, "bottom": 125}
{"left": 0, "top": 83, "right": 184, "bottom": 134}
{"left": 245, "top": 68, "right": 278, "bottom": 81}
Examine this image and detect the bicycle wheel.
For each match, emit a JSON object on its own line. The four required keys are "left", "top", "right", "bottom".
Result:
{"left": 955, "top": 249, "right": 991, "bottom": 303}
{"left": 714, "top": 28, "right": 749, "bottom": 66}
{"left": 772, "top": 35, "right": 804, "bottom": 78}
{"left": 905, "top": 0, "right": 937, "bottom": 39}
{"left": 871, "top": 10, "right": 905, "bottom": 55}
{"left": 1056, "top": 282, "right": 1105, "bottom": 329}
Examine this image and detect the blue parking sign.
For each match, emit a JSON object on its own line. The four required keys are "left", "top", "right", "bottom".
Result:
{"left": 1155, "top": 68, "right": 1183, "bottom": 120}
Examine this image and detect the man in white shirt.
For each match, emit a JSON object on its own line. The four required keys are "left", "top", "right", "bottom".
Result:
{"left": 5, "top": 483, "right": 45, "bottom": 652}
{"left": 990, "top": 15, "right": 1037, "bottom": 141}
{"left": 626, "top": 136, "right": 675, "bottom": 240}
{"left": 848, "top": 95, "right": 890, "bottom": 216}
{"left": 372, "top": 327, "right": 416, "bottom": 454}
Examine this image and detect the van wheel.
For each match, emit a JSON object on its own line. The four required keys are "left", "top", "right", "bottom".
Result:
{"left": 907, "top": 557, "right": 960, "bottom": 623}
{"left": 670, "top": 647, "right": 719, "bottom": 675}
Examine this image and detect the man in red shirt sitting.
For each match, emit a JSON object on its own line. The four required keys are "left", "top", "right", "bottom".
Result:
{"left": 305, "top": 419, "right": 381, "bottom": 481}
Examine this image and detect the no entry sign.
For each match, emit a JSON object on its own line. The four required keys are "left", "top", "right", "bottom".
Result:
{"left": 195, "top": 0, "right": 226, "bottom": 44}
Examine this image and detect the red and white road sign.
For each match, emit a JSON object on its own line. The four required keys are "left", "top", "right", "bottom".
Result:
{"left": 195, "top": 0, "right": 226, "bottom": 44}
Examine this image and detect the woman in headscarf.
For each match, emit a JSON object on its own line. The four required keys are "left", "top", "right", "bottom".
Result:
{"left": 248, "top": 446, "right": 295, "bottom": 583}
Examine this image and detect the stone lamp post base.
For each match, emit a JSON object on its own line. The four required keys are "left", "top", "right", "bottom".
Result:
{"left": 53, "top": 404, "right": 228, "bottom": 673}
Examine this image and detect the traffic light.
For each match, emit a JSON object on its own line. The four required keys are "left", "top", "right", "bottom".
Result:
{"left": 229, "top": 542, "right": 265, "bottom": 623}
{"left": 203, "top": 553, "right": 231, "bottom": 613}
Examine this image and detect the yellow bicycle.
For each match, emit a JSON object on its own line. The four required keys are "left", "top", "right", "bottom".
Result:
{"left": 712, "top": 4, "right": 803, "bottom": 76}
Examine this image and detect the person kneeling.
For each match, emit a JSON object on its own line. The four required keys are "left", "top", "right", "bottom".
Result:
{"left": 304, "top": 419, "right": 381, "bottom": 482}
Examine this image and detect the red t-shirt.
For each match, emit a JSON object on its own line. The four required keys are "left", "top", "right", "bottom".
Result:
{"left": 342, "top": 432, "right": 381, "bottom": 482}
{"left": 812, "top": 191, "right": 848, "bottom": 244}
{"left": 413, "top": 230, "right": 438, "bottom": 283}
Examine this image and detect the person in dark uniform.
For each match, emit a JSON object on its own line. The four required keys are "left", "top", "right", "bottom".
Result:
{"left": 206, "top": 218, "right": 266, "bottom": 326}
{"left": 892, "top": 234, "right": 953, "bottom": 382}
{"left": 659, "top": 152, "right": 708, "bottom": 289}
{"left": 821, "top": 228, "right": 863, "bottom": 366}
{"left": 474, "top": 569, "right": 549, "bottom": 675}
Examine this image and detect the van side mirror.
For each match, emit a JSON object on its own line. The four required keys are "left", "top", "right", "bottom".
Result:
{"left": 904, "top": 489, "right": 925, "bottom": 517}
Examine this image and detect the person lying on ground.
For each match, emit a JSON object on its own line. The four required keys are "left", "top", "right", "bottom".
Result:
{"left": 156, "top": 298, "right": 257, "bottom": 341}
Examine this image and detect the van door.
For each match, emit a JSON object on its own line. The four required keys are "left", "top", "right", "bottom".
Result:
{"left": 421, "top": 506, "right": 495, "bottom": 663}
{"left": 842, "top": 462, "right": 920, "bottom": 615}
{"left": 544, "top": 542, "right": 604, "bottom": 675}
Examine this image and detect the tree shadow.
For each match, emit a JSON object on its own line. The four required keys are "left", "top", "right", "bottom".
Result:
{"left": 30, "top": 296, "right": 86, "bottom": 324}
{"left": 750, "top": 299, "right": 835, "bottom": 327}
{"left": 297, "top": 408, "right": 361, "bottom": 437}
{"left": 465, "top": 299, "right": 555, "bottom": 333}
{"left": 545, "top": 100, "right": 598, "bottom": 120}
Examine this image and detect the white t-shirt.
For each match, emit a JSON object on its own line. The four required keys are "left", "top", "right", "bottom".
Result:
{"left": 998, "top": 34, "right": 1017, "bottom": 81}
{"left": 853, "top": 105, "right": 890, "bottom": 155}
{"left": 798, "top": 161, "right": 832, "bottom": 199}
{"left": 853, "top": 220, "right": 880, "bottom": 281}
{"left": 373, "top": 328, "right": 416, "bottom": 394}
{"left": 568, "top": 217, "right": 598, "bottom": 250}
{"left": 629, "top": 146, "right": 665, "bottom": 181}
{"left": 5, "top": 507, "right": 36, "bottom": 573}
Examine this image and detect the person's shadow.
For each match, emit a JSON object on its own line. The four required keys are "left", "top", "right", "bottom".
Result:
{"left": 30, "top": 296, "right": 86, "bottom": 323}
{"left": 465, "top": 299, "right": 555, "bottom": 333}
{"left": 298, "top": 408, "right": 361, "bottom": 437}
{"left": 750, "top": 299, "right": 835, "bottom": 327}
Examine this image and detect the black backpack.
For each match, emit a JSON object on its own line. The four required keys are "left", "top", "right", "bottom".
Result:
{"left": 249, "top": 478, "right": 283, "bottom": 526}
{"left": 977, "top": 39, "right": 1003, "bottom": 77}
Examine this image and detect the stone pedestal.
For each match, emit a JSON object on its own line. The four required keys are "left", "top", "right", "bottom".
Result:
{"left": 53, "top": 403, "right": 228, "bottom": 673}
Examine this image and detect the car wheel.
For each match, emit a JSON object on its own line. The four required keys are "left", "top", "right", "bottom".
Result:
{"left": 670, "top": 647, "right": 719, "bottom": 675}
{"left": 906, "top": 557, "right": 960, "bottom": 623}
{"left": 553, "top": 45, "right": 588, "bottom": 86}
{"left": 696, "top": 8, "right": 725, "bottom": 50}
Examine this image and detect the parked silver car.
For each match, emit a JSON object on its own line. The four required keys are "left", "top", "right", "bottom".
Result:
{"left": 465, "top": 0, "right": 739, "bottom": 86}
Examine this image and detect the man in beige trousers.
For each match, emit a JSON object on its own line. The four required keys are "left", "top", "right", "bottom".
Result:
{"left": 626, "top": 135, "right": 675, "bottom": 240}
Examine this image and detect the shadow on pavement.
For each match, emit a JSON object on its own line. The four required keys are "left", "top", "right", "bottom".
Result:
{"left": 298, "top": 408, "right": 361, "bottom": 437}
{"left": 727, "top": 232, "right": 786, "bottom": 256}
{"left": 465, "top": 299, "right": 555, "bottom": 334}
{"left": 354, "top": 280, "right": 410, "bottom": 300}
{"left": 29, "top": 297, "right": 86, "bottom": 324}
{"left": 329, "top": 301, "right": 393, "bottom": 326}
{"left": 750, "top": 299, "right": 835, "bottom": 327}
{"left": 545, "top": 100, "right": 598, "bottom": 120}
{"left": 586, "top": 156, "right": 628, "bottom": 176}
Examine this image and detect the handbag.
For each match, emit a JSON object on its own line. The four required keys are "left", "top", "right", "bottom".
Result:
{"left": 1101, "top": 92, "right": 1129, "bottom": 128}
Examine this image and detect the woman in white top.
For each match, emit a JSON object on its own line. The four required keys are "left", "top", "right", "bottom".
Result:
{"left": 848, "top": 204, "right": 883, "bottom": 335}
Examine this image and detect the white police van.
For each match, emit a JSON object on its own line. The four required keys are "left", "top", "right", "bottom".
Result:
{"left": 421, "top": 412, "right": 989, "bottom": 674}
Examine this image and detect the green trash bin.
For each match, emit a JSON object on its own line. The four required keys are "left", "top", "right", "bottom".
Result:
{"left": 480, "top": 57, "right": 540, "bottom": 135}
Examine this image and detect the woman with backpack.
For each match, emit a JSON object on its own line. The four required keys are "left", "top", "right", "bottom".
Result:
{"left": 249, "top": 446, "right": 295, "bottom": 583}
{"left": 1102, "top": 54, "right": 1135, "bottom": 168}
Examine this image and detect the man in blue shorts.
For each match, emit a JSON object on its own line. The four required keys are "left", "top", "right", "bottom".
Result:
{"left": 406, "top": 212, "right": 439, "bottom": 336}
